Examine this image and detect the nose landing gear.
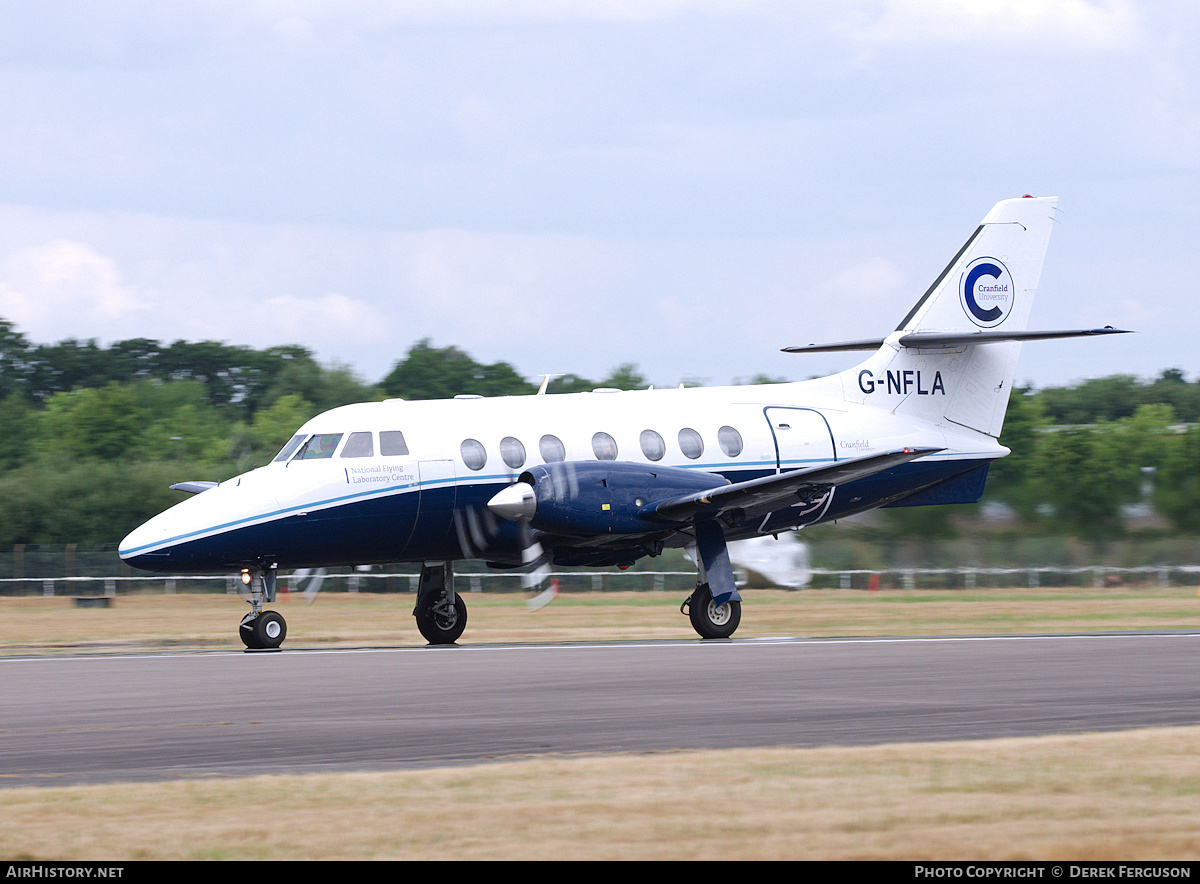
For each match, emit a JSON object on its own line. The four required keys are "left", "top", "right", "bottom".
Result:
{"left": 239, "top": 568, "right": 288, "bottom": 650}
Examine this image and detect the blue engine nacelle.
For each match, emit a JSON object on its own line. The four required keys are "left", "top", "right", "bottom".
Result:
{"left": 516, "top": 461, "right": 726, "bottom": 536}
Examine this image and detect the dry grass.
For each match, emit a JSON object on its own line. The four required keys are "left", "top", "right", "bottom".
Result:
{"left": 1, "top": 584, "right": 1198, "bottom": 654}
{"left": 3, "top": 588, "right": 1199, "bottom": 860}
{"left": 2, "top": 729, "right": 1199, "bottom": 860}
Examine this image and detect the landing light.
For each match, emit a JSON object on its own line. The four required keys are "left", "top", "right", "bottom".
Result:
{"left": 241, "top": 569, "right": 252, "bottom": 586}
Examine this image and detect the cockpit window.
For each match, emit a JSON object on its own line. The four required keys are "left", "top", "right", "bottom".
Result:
{"left": 272, "top": 434, "right": 307, "bottom": 463}
{"left": 293, "top": 433, "right": 344, "bottom": 460}
{"left": 380, "top": 431, "right": 409, "bottom": 456}
{"left": 341, "top": 432, "right": 374, "bottom": 458}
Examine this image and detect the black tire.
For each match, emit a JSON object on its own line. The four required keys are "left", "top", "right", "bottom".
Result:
{"left": 250, "top": 611, "right": 287, "bottom": 649}
{"left": 415, "top": 592, "right": 468, "bottom": 645}
{"left": 687, "top": 584, "right": 741, "bottom": 639}
{"left": 240, "top": 622, "right": 259, "bottom": 649}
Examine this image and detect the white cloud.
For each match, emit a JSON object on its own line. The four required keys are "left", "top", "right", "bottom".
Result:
{"left": 845, "top": 0, "right": 1142, "bottom": 50}
{"left": 0, "top": 240, "right": 146, "bottom": 342}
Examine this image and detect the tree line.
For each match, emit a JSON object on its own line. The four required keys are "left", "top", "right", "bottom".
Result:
{"left": 2, "top": 318, "right": 1199, "bottom": 545}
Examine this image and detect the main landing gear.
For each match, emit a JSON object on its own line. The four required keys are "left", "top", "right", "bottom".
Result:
{"left": 413, "top": 562, "right": 467, "bottom": 645}
{"left": 682, "top": 583, "right": 741, "bottom": 639}
{"left": 681, "top": 520, "right": 743, "bottom": 639}
{"left": 239, "top": 568, "right": 288, "bottom": 650}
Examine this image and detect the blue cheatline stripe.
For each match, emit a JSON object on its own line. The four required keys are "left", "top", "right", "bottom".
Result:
{"left": 121, "top": 453, "right": 981, "bottom": 558}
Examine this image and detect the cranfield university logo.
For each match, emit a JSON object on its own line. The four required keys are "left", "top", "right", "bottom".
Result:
{"left": 959, "top": 256, "right": 1014, "bottom": 328}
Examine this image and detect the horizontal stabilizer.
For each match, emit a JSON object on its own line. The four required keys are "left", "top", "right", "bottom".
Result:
{"left": 783, "top": 327, "right": 1130, "bottom": 354}
{"left": 169, "top": 481, "right": 218, "bottom": 494}
{"left": 650, "top": 447, "right": 941, "bottom": 523}
{"left": 781, "top": 338, "right": 886, "bottom": 353}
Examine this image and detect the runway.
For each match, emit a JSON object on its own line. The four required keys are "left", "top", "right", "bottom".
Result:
{"left": 2, "top": 632, "right": 1198, "bottom": 787}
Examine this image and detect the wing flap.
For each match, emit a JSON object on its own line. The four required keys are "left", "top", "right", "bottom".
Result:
{"left": 649, "top": 447, "right": 942, "bottom": 523}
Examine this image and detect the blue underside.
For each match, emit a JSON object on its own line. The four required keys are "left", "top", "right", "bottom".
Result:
{"left": 124, "top": 457, "right": 994, "bottom": 574}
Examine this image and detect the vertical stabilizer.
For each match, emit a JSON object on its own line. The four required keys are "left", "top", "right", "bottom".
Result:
{"left": 839, "top": 196, "right": 1057, "bottom": 438}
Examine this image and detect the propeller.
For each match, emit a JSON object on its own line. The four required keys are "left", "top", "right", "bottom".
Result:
{"left": 482, "top": 483, "right": 555, "bottom": 607}
{"left": 290, "top": 568, "right": 328, "bottom": 604}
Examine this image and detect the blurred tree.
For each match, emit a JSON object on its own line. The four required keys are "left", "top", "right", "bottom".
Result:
{"left": 1035, "top": 424, "right": 1128, "bottom": 536}
{"left": 38, "top": 383, "right": 149, "bottom": 461}
{"left": 0, "top": 392, "right": 34, "bottom": 474}
{"left": 544, "top": 373, "right": 596, "bottom": 394}
{"left": 987, "top": 385, "right": 1049, "bottom": 519}
{"left": 381, "top": 339, "right": 535, "bottom": 400}
{"left": 1154, "top": 424, "right": 1200, "bottom": 533}
{"left": 0, "top": 319, "right": 32, "bottom": 399}
{"left": 599, "top": 363, "right": 647, "bottom": 390}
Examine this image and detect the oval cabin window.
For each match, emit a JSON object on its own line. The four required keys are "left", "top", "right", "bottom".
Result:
{"left": 539, "top": 435, "right": 566, "bottom": 463}
{"left": 678, "top": 428, "right": 704, "bottom": 460}
{"left": 718, "top": 426, "right": 743, "bottom": 457}
{"left": 639, "top": 429, "right": 665, "bottom": 462}
{"left": 499, "top": 436, "right": 526, "bottom": 469}
{"left": 460, "top": 438, "right": 487, "bottom": 471}
{"left": 592, "top": 432, "right": 618, "bottom": 461}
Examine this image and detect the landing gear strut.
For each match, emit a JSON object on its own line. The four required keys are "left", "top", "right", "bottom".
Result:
{"left": 239, "top": 568, "right": 288, "bottom": 650}
{"left": 682, "top": 520, "right": 743, "bottom": 639}
{"left": 413, "top": 562, "right": 468, "bottom": 645}
{"left": 682, "top": 583, "right": 741, "bottom": 639}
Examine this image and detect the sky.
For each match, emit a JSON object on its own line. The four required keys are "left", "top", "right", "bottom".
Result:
{"left": 0, "top": 0, "right": 1195, "bottom": 391}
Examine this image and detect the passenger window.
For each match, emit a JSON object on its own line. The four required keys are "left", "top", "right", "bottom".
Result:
{"left": 500, "top": 436, "right": 526, "bottom": 470}
{"left": 461, "top": 438, "right": 487, "bottom": 471}
{"left": 272, "top": 434, "right": 307, "bottom": 463}
{"left": 341, "top": 432, "right": 374, "bottom": 458}
{"left": 678, "top": 428, "right": 703, "bottom": 459}
{"left": 294, "top": 433, "right": 344, "bottom": 460}
{"left": 639, "top": 429, "right": 665, "bottom": 462}
{"left": 539, "top": 434, "right": 566, "bottom": 463}
{"left": 380, "top": 431, "right": 409, "bottom": 456}
{"left": 718, "top": 426, "right": 743, "bottom": 457}
{"left": 592, "top": 432, "right": 618, "bottom": 461}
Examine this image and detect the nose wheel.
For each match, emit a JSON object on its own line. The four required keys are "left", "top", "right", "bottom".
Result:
{"left": 413, "top": 562, "right": 468, "bottom": 645}
{"left": 240, "top": 610, "right": 287, "bottom": 649}
{"left": 238, "top": 567, "right": 287, "bottom": 650}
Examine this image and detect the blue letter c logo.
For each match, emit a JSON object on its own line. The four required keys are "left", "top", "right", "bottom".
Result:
{"left": 964, "top": 262, "right": 1003, "bottom": 323}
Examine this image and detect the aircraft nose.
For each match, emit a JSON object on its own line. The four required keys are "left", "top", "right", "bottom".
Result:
{"left": 119, "top": 514, "right": 174, "bottom": 572}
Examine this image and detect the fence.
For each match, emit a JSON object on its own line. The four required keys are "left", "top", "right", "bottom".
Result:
{"left": 5, "top": 565, "right": 1200, "bottom": 599}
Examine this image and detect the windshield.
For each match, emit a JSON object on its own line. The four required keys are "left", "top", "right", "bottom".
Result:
{"left": 292, "top": 433, "right": 344, "bottom": 460}
{"left": 272, "top": 434, "right": 307, "bottom": 463}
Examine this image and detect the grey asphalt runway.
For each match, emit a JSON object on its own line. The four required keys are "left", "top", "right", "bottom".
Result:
{"left": 2, "top": 633, "right": 1198, "bottom": 787}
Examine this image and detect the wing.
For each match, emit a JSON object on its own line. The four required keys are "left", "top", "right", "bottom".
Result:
{"left": 649, "top": 447, "right": 942, "bottom": 522}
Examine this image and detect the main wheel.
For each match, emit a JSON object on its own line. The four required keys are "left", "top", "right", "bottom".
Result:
{"left": 241, "top": 611, "right": 287, "bottom": 650}
{"left": 415, "top": 592, "right": 468, "bottom": 645}
{"left": 687, "top": 584, "right": 741, "bottom": 639}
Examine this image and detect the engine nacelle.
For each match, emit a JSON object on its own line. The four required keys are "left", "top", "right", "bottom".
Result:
{"left": 512, "top": 461, "right": 726, "bottom": 536}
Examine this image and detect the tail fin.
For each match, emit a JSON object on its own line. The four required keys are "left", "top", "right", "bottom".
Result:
{"left": 838, "top": 195, "right": 1058, "bottom": 438}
